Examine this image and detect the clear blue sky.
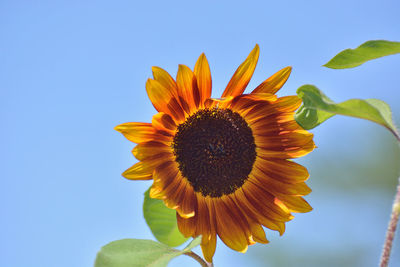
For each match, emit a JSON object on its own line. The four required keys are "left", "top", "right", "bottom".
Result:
{"left": 1, "top": 1, "right": 400, "bottom": 266}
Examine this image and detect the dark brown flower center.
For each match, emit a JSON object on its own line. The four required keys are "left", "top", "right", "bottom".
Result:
{"left": 172, "top": 108, "right": 256, "bottom": 197}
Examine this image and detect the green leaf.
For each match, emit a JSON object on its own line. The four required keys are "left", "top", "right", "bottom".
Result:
{"left": 295, "top": 84, "right": 400, "bottom": 140}
{"left": 94, "top": 238, "right": 200, "bottom": 267}
{"left": 143, "top": 189, "right": 188, "bottom": 247}
{"left": 323, "top": 40, "right": 400, "bottom": 69}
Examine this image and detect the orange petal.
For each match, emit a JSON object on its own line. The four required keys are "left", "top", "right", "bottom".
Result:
{"left": 252, "top": 66, "right": 292, "bottom": 95}
{"left": 195, "top": 195, "right": 211, "bottom": 237}
{"left": 246, "top": 218, "right": 269, "bottom": 244}
{"left": 152, "top": 67, "right": 186, "bottom": 122}
{"left": 256, "top": 139, "right": 316, "bottom": 159}
{"left": 162, "top": 175, "right": 187, "bottom": 208}
{"left": 222, "top": 44, "right": 260, "bottom": 98}
{"left": 152, "top": 162, "right": 195, "bottom": 218}
{"left": 246, "top": 112, "right": 293, "bottom": 127}
{"left": 204, "top": 96, "right": 234, "bottom": 109}
{"left": 253, "top": 157, "right": 310, "bottom": 183}
{"left": 177, "top": 184, "right": 197, "bottom": 218}
{"left": 146, "top": 79, "right": 185, "bottom": 121}
{"left": 194, "top": 53, "right": 212, "bottom": 107}
{"left": 200, "top": 197, "right": 218, "bottom": 262}
{"left": 241, "top": 182, "right": 293, "bottom": 222}
{"left": 254, "top": 131, "right": 315, "bottom": 160}
{"left": 250, "top": 119, "right": 301, "bottom": 134}
{"left": 163, "top": 178, "right": 197, "bottom": 218}
{"left": 177, "top": 212, "right": 196, "bottom": 237}
{"left": 255, "top": 131, "right": 314, "bottom": 149}
{"left": 201, "top": 197, "right": 218, "bottom": 262}
{"left": 151, "top": 112, "right": 177, "bottom": 134}
{"left": 214, "top": 198, "right": 249, "bottom": 253}
{"left": 243, "top": 96, "right": 301, "bottom": 123}
{"left": 274, "top": 95, "right": 302, "bottom": 112}
{"left": 233, "top": 188, "right": 287, "bottom": 235}
{"left": 223, "top": 196, "right": 256, "bottom": 246}
{"left": 237, "top": 93, "right": 277, "bottom": 102}
{"left": 176, "top": 64, "right": 201, "bottom": 113}
{"left": 251, "top": 167, "right": 312, "bottom": 196}
{"left": 152, "top": 161, "right": 179, "bottom": 189}
{"left": 228, "top": 93, "right": 277, "bottom": 113}
{"left": 228, "top": 96, "right": 261, "bottom": 112}
{"left": 150, "top": 161, "right": 179, "bottom": 199}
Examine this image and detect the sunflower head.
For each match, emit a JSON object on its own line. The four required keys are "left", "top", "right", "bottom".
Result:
{"left": 115, "top": 45, "right": 315, "bottom": 262}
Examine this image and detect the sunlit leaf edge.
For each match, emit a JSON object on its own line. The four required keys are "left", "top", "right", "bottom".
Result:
{"left": 94, "top": 237, "right": 202, "bottom": 267}
{"left": 323, "top": 40, "right": 400, "bottom": 69}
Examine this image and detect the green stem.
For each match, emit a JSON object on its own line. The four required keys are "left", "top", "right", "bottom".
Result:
{"left": 379, "top": 175, "right": 400, "bottom": 267}
{"left": 184, "top": 251, "right": 213, "bottom": 267}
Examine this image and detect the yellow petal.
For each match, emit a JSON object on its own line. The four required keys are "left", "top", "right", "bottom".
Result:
{"left": 221, "top": 44, "right": 260, "bottom": 98}
{"left": 122, "top": 161, "right": 153, "bottom": 180}
{"left": 194, "top": 53, "right": 212, "bottom": 107}
{"left": 247, "top": 219, "right": 269, "bottom": 244}
{"left": 252, "top": 66, "right": 292, "bottom": 94}
{"left": 149, "top": 184, "right": 164, "bottom": 199}
{"left": 152, "top": 66, "right": 178, "bottom": 95}
{"left": 122, "top": 153, "right": 174, "bottom": 180}
{"left": 132, "top": 141, "right": 171, "bottom": 161}
{"left": 114, "top": 122, "right": 155, "bottom": 143}
{"left": 201, "top": 234, "right": 217, "bottom": 263}
{"left": 275, "top": 195, "right": 313, "bottom": 213}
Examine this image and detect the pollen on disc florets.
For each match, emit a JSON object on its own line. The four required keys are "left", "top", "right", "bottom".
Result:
{"left": 172, "top": 107, "right": 257, "bottom": 197}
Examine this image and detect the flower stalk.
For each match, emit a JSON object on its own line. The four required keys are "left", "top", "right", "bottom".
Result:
{"left": 184, "top": 251, "right": 214, "bottom": 267}
{"left": 380, "top": 175, "right": 400, "bottom": 267}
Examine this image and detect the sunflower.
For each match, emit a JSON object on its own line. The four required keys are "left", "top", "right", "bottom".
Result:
{"left": 115, "top": 45, "right": 315, "bottom": 262}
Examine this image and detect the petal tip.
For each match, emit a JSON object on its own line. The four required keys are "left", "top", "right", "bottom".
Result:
{"left": 151, "top": 66, "right": 163, "bottom": 77}
{"left": 239, "top": 245, "right": 249, "bottom": 253}
{"left": 121, "top": 170, "right": 134, "bottom": 180}
{"left": 114, "top": 124, "right": 125, "bottom": 133}
{"left": 249, "top": 44, "right": 260, "bottom": 59}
